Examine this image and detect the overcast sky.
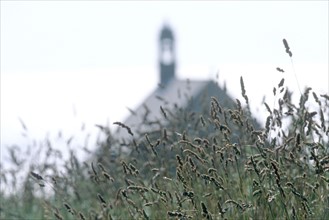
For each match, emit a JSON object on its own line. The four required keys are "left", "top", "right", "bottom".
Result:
{"left": 1, "top": 1, "right": 328, "bottom": 157}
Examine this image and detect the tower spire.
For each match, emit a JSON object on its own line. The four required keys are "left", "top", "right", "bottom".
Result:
{"left": 159, "top": 24, "right": 175, "bottom": 86}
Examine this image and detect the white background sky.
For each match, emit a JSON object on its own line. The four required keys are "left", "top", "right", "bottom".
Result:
{"left": 1, "top": 1, "right": 328, "bottom": 161}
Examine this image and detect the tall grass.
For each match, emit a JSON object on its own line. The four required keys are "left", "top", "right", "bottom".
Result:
{"left": 1, "top": 41, "right": 328, "bottom": 219}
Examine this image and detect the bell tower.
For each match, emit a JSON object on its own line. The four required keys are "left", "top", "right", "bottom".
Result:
{"left": 159, "top": 24, "right": 175, "bottom": 86}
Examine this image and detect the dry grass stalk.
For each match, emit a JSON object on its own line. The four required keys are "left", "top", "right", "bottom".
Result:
{"left": 276, "top": 67, "right": 284, "bottom": 73}
{"left": 113, "top": 121, "right": 134, "bottom": 136}
{"left": 283, "top": 38, "right": 292, "bottom": 57}
{"left": 240, "top": 76, "right": 249, "bottom": 105}
{"left": 278, "top": 78, "right": 285, "bottom": 88}
{"left": 160, "top": 105, "right": 167, "bottom": 119}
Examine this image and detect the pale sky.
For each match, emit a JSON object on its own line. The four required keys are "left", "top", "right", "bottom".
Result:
{"left": 1, "top": 1, "right": 328, "bottom": 159}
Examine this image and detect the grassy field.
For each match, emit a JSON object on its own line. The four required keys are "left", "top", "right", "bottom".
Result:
{"left": 1, "top": 42, "right": 328, "bottom": 219}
